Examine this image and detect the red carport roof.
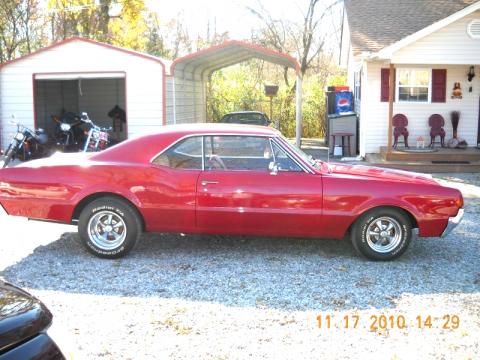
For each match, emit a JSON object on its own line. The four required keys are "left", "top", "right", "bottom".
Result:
{"left": 170, "top": 40, "right": 301, "bottom": 78}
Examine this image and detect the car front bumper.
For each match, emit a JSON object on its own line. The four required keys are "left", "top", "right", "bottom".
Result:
{"left": 0, "top": 202, "right": 7, "bottom": 216}
{"left": 441, "top": 208, "right": 464, "bottom": 238}
{"left": 0, "top": 333, "right": 65, "bottom": 360}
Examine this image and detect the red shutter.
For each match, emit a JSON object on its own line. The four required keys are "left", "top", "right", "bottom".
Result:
{"left": 380, "top": 68, "right": 396, "bottom": 102}
{"left": 431, "top": 69, "right": 447, "bottom": 103}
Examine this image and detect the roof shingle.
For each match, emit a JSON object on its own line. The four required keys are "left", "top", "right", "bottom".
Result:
{"left": 345, "top": 0, "right": 479, "bottom": 55}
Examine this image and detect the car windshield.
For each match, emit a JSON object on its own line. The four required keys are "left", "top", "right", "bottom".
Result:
{"left": 277, "top": 135, "right": 321, "bottom": 170}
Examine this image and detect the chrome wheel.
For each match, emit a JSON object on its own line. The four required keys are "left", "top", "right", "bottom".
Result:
{"left": 87, "top": 211, "right": 127, "bottom": 250}
{"left": 366, "top": 216, "right": 402, "bottom": 253}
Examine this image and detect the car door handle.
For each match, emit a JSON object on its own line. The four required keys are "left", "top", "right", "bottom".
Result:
{"left": 201, "top": 180, "right": 219, "bottom": 186}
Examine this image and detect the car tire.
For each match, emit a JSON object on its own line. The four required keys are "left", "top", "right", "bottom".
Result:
{"left": 78, "top": 197, "right": 142, "bottom": 259}
{"left": 351, "top": 208, "right": 412, "bottom": 261}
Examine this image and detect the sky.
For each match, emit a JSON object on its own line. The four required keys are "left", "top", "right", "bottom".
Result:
{"left": 145, "top": 0, "right": 342, "bottom": 42}
{"left": 39, "top": 0, "right": 343, "bottom": 54}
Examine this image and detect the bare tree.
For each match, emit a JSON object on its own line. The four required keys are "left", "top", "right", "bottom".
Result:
{"left": 145, "top": 13, "right": 169, "bottom": 58}
{"left": 248, "top": 0, "right": 341, "bottom": 83}
{"left": 167, "top": 13, "right": 192, "bottom": 59}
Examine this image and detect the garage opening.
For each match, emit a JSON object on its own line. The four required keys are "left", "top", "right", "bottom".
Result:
{"left": 33, "top": 73, "right": 127, "bottom": 146}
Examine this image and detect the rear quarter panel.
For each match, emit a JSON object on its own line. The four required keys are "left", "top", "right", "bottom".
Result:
{"left": 0, "top": 163, "right": 144, "bottom": 223}
{"left": 0, "top": 162, "right": 199, "bottom": 233}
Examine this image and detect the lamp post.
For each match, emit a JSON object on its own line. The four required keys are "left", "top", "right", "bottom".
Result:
{"left": 264, "top": 85, "right": 279, "bottom": 128}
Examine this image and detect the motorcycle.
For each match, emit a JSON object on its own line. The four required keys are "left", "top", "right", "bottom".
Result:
{"left": 80, "top": 112, "right": 113, "bottom": 152}
{"left": 2, "top": 116, "right": 49, "bottom": 168}
{"left": 52, "top": 112, "right": 84, "bottom": 152}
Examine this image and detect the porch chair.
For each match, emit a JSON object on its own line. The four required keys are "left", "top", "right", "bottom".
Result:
{"left": 392, "top": 114, "right": 409, "bottom": 148}
{"left": 429, "top": 114, "right": 446, "bottom": 148}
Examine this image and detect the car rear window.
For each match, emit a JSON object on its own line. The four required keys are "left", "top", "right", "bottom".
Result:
{"left": 152, "top": 136, "right": 202, "bottom": 170}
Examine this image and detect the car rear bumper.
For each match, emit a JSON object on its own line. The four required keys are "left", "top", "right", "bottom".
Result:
{"left": 441, "top": 208, "right": 464, "bottom": 238}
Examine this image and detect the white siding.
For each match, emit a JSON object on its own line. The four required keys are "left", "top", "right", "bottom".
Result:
{"left": 166, "top": 76, "right": 174, "bottom": 125}
{"left": 166, "top": 74, "right": 206, "bottom": 125}
{"left": 360, "top": 61, "right": 480, "bottom": 155}
{"left": 358, "top": 62, "right": 369, "bottom": 156}
{"left": 392, "top": 11, "right": 480, "bottom": 64}
{"left": 0, "top": 39, "right": 165, "bottom": 147}
{"left": 173, "top": 76, "right": 206, "bottom": 124}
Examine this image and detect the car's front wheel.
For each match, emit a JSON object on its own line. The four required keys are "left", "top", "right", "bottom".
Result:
{"left": 351, "top": 208, "right": 412, "bottom": 261}
{"left": 78, "top": 197, "right": 142, "bottom": 259}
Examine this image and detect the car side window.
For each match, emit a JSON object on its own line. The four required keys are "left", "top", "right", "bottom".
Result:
{"left": 152, "top": 136, "right": 202, "bottom": 170}
{"left": 271, "top": 141, "right": 302, "bottom": 172}
{"left": 204, "top": 136, "right": 273, "bottom": 171}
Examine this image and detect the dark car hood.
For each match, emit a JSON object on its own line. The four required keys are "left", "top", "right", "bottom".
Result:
{"left": 327, "top": 162, "right": 438, "bottom": 185}
{"left": 0, "top": 281, "right": 52, "bottom": 353}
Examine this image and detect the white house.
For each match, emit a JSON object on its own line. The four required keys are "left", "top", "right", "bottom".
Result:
{"left": 341, "top": 0, "right": 480, "bottom": 159}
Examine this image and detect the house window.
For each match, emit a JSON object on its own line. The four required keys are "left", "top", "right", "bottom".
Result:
{"left": 397, "top": 69, "right": 430, "bottom": 102}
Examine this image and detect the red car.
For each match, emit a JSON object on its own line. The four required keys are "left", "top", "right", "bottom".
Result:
{"left": 0, "top": 124, "right": 464, "bottom": 261}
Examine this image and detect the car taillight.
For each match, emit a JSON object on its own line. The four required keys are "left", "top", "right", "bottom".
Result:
{"left": 455, "top": 195, "right": 463, "bottom": 209}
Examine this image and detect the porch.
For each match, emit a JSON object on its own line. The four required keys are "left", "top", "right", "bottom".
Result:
{"left": 367, "top": 146, "right": 480, "bottom": 172}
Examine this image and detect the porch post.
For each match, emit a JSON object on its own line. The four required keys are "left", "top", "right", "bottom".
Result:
{"left": 295, "top": 75, "right": 303, "bottom": 147}
{"left": 386, "top": 63, "right": 395, "bottom": 153}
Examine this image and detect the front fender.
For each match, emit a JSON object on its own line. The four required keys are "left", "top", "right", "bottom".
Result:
{"left": 322, "top": 175, "right": 453, "bottom": 238}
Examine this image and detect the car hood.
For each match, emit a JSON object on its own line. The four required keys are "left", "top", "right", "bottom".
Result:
{"left": 0, "top": 281, "right": 52, "bottom": 353}
{"left": 327, "top": 162, "right": 438, "bottom": 185}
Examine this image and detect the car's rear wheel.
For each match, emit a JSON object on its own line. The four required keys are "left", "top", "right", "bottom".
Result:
{"left": 78, "top": 197, "right": 142, "bottom": 259}
{"left": 351, "top": 208, "right": 412, "bottom": 261}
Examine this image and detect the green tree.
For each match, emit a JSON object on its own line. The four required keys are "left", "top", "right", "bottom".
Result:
{"left": 48, "top": 0, "right": 148, "bottom": 50}
{"left": 0, "top": 0, "right": 44, "bottom": 62}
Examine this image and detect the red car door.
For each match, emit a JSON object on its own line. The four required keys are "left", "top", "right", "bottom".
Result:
{"left": 196, "top": 136, "right": 323, "bottom": 237}
{"left": 141, "top": 136, "right": 202, "bottom": 233}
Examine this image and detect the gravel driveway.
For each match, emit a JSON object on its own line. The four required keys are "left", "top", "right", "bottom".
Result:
{"left": 0, "top": 172, "right": 479, "bottom": 359}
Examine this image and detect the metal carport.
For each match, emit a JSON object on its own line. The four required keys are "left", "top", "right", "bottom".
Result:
{"left": 168, "top": 40, "right": 303, "bottom": 146}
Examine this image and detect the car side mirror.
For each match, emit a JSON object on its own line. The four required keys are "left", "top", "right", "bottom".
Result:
{"left": 269, "top": 161, "right": 278, "bottom": 176}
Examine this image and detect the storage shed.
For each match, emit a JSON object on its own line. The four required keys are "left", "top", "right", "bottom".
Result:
{"left": 0, "top": 37, "right": 168, "bottom": 148}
